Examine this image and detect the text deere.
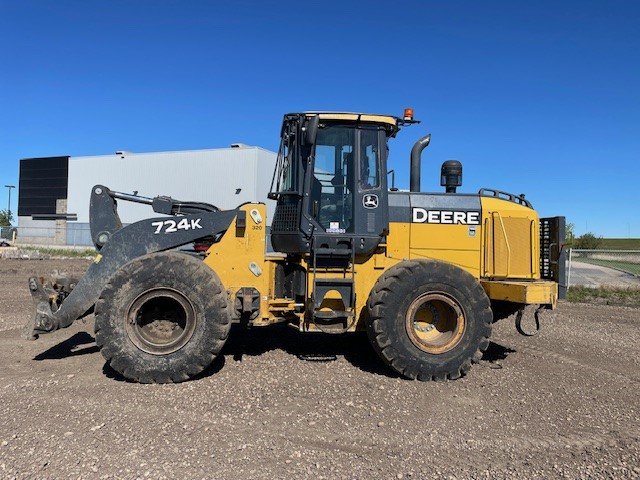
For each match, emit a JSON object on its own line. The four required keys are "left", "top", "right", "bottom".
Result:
{"left": 412, "top": 208, "right": 480, "bottom": 225}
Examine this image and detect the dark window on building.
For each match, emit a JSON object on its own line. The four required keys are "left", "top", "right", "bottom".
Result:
{"left": 18, "top": 156, "right": 69, "bottom": 216}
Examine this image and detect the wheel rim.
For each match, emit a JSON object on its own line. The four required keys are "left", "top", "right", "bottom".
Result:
{"left": 125, "top": 288, "right": 197, "bottom": 355}
{"left": 405, "top": 292, "right": 466, "bottom": 354}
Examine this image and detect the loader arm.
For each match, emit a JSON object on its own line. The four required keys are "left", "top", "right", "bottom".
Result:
{"left": 24, "top": 185, "right": 238, "bottom": 340}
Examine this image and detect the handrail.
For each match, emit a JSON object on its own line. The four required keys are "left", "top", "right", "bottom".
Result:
{"left": 479, "top": 188, "right": 532, "bottom": 208}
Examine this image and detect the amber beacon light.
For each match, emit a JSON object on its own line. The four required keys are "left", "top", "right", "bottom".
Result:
{"left": 403, "top": 108, "right": 414, "bottom": 121}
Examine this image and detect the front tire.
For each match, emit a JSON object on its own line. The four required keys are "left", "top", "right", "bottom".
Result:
{"left": 366, "top": 260, "right": 492, "bottom": 381}
{"left": 95, "top": 252, "right": 231, "bottom": 383}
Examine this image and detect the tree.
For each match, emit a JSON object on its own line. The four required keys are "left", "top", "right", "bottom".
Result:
{"left": 574, "top": 232, "right": 602, "bottom": 250}
{"left": 0, "top": 209, "right": 13, "bottom": 227}
{"left": 565, "top": 222, "right": 575, "bottom": 246}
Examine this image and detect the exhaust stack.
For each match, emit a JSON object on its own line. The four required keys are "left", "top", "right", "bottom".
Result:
{"left": 409, "top": 134, "right": 431, "bottom": 192}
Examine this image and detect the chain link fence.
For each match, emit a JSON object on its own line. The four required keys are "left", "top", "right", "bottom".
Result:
{"left": 0, "top": 226, "right": 17, "bottom": 241}
{"left": 568, "top": 249, "right": 640, "bottom": 289}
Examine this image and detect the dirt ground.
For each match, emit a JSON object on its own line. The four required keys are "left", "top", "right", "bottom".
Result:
{"left": 0, "top": 259, "right": 639, "bottom": 479}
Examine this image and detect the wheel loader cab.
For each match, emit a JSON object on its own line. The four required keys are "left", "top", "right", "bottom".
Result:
{"left": 270, "top": 113, "right": 394, "bottom": 256}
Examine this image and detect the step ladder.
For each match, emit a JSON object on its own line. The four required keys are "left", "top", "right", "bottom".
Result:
{"left": 310, "top": 240, "right": 356, "bottom": 330}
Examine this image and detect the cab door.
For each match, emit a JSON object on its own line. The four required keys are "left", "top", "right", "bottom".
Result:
{"left": 307, "top": 124, "right": 388, "bottom": 255}
{"left": 308, "top": 125, "right": 355, "bottom": 234}
{"left": 352, "top": 126, "right": 389, "bottom": 240}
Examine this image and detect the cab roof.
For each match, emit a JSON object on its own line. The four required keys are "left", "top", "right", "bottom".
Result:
{"left": 296, "top": 111, "right": 404, "bottom": 136}
{"left": 301, "top": 111, "right": 403, "bottom": 135}
{"left": 283, "top": 111, "right": 419, "bottom": 137}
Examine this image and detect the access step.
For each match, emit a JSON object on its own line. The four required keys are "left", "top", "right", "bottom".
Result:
{"left": 312, "top": 277, "right": 354, "bottom": 310}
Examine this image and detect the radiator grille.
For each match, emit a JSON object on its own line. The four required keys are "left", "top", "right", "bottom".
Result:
{"left": 540, "top": 217, "right": 564, "bottom": 280}
{"left": 539, "top": 216, "right": 566, "bottom": 299}
{"left": 540, "top": 219, "right": 553, "bottom": 279}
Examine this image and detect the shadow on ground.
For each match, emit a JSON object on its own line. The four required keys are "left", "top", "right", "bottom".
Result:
{"left": 222, "top": 324, "right": 400, "bottom": 378}
{"left": 31, "top": 324, "right": 517, "bottom": 381}
{"left": 33, "top": 331, "right": 99, "bottom": 361}
{"left": 481, "top": 342, "right": 516, "bottom": 362}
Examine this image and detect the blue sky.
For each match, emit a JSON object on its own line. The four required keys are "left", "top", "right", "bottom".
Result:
{"left": 1, "top": 1, "right": 638, "bottom": 236}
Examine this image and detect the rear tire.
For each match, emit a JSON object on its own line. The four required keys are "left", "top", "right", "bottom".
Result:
{"left": 366, "top": 260, "right": 492, "bottom": 381}
{"left": 95, "top": 252, "right": 231, "bottom": 383}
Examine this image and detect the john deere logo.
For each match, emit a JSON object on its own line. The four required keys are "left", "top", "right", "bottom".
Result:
{"left": 363, "top": 194, "right": 379, "bottom": 209}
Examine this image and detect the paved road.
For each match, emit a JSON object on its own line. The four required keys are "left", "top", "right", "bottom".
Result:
{"left": 570, "top": 261, "right": 640, "bottom": 288}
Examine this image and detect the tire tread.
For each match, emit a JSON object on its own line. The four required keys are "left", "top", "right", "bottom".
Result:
{"left": 366, "top": 259, "right": 492, "bottom": 381}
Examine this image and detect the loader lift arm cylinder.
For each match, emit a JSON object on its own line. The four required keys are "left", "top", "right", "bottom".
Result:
{"left": 91, "top": 185, "right": 220, "bottom": 250}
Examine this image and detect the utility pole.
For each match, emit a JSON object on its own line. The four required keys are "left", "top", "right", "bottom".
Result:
{"left": 4, "top": 185, "right": 15, "bottom": 224}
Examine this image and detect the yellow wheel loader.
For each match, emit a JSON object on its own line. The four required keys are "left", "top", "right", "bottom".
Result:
{"left": 25, "top": 110, "right": 566, "bottom": 383}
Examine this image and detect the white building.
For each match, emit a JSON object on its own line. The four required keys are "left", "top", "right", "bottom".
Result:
{"left": 18, "top": 145, "right": 277, "bottom": 246}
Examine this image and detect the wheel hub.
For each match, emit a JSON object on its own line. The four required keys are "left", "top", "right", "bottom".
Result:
{"left": 147, "top": 319, "right": 178, "bottom": 339}
{"left": 126, "top": 288, "right": 197, "bottom": 355}
{"left": 405, "top": 292, "right": 466, "bottom": 354}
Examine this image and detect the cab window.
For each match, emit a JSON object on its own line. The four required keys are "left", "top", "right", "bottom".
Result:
{"left": 360, "top": 128, "right": 380, "bottom": 189}
{"left": 310, "top": 126, "right": 355, "bottom": 232}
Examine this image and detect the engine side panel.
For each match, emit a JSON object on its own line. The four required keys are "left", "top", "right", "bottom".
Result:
{"left": 480, "top": 197, "right": 540, "bottom": 279}
{"left": 388, "top": 192, "right": 483, "bottom": 277}
{"left": 388, "top": 192, "right": 542, "bottom": 280}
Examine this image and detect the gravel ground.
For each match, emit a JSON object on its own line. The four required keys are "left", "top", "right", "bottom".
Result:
{"left": 0, "top": 259, "right": 639, "bottom": 479}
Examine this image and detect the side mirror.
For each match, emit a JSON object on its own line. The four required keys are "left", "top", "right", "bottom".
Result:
{"left": 304, "top": 115, "right": 319, "bottom": 145}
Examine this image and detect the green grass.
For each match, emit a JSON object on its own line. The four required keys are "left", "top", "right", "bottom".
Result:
{"left": 20, "top": 246, "right": 96, "bottom": 258}
{"left": 574, "top": 256, "right": 640, "bottom": 276}
{"left": 599, "top": 238, "right": 640, "bottom": 250}
{"left": 567, "top": 286, "right": 640, "bottom": 306}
